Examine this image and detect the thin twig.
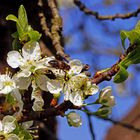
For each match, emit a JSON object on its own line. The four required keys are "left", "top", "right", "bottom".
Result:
{"left": 86, "top": 113, "right": 96, "bottom": 140}
{"left": 74, "top": 0, "right": 140, "bottom": 20}
{"left": 48, "top": 0, "right": 70, "bottom": 61}
{"left": 38, "top": 0, "right": 52, "bottom": 38}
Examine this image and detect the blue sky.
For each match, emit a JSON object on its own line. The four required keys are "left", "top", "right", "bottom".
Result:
{"left": 56, "top": 1, "right": 140, "bottom": 140}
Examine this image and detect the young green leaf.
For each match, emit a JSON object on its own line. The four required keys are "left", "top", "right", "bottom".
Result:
{"left": 120, "top": 30, "right": 140, "bottom": 49}
{"left": 18, "top": 5, "right": 28, "bottom": 31}
{"left": 135, "top": 20, "right": 140, "bottom": 30}
{"left": 12, "top": 39, "right": 21, "bottom": 50}
{"left": 113, "top": 65, "right": 129, "bottom": 83}
{"left": 120, "top": 47, "right": 140, "bottom": 68}
{"left": 6, "top": 14, "right": 19, "bottom": 22}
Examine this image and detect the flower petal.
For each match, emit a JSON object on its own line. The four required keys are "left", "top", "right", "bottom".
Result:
{"left": 100, "top": 86, "right": 112, "bottom": 98}
{"left": 2, "top": 116, "right": 16, "bottom": 134}
{"left": 22, "top": 42, "right": 41, "bottom": 61}
{"left": 7, "top": 134, "right": 19, "bottom": 140}
{"left": 7, "top": 51, "right": 24, "bottom": 68}
{"left": 0, "top": 74, "right": 16, "bottom": 94}
{"left": 22, "top": 121, "right": 33, "bottom": 130}
{"left": 68, "top": 59, "right": 83, "bottom": 75}
{"left": 47, "top": 79, "right": 63, "bottom": 94}
{"left": 0, "top": 121, "right": 3, "bottom": 131}
{"left": 31, "top": 82, "right": 44, "bottom": 111}
{"left": 36, "top": 75, "right": 48, "bottom": 91}
{"left": 64, "top": 89, "right": 83, "bottom": 106}
{"left": 32, "top": 99, "right": 44, "bottom": 111}
{"left": 14, "top": 76, "right": 31, "bottom": 90}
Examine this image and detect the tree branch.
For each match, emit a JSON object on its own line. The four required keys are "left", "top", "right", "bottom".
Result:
{"left": 74, "top": 0, "right": 140, "bottom": 20}
{"left": 48, "top": 0, "right": 70, "bottom": 61}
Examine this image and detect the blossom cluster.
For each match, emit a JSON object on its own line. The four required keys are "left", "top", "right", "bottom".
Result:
{"left": 0, "top": 41, "right": 115, "bottom": 131}
{"left": 1, "top": 41, "right": 100, "bottom": 110}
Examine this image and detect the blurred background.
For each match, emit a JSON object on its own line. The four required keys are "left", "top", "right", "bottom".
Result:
{"left": 0, "top": 0, "right": 140, "bottom": 140}
{"left": 58, "top": 0, "right": 140, "bottom": 140}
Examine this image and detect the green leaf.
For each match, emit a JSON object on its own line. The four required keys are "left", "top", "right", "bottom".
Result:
{"left": 14, "top": 125, "right": 33, "bottom": 140}
{"left": 20, "top": 31, "right": 41, "bottom": 42}
{"left": 135, "top": 20, "right": 140, "bottom": 30}
{"left": 6, "top": 14, "right": 24, "bottom": 37}
{"left": 120, "top": 47, "right": 140, "bottom": 68}
{"left": 18, "top": 5, "right": 28, "bottom": 31}
{"left": 11, "top": 32, "right": 19, "bottom": 38}
{"left": 27, "top": 31, "right": 41, "bottom": 41}
{"left": 113, "top": 65, "right": 129, "bottom": 83}
{"left": 120, "top": 30, "right": 140, "bottom": 49}
{"left": 6, "top": 14, "right": 18, "bottom": 22}
{"left": 12, "top": 39, "right": 21, "bottom": 50}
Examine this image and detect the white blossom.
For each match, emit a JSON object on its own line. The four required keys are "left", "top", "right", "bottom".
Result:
{"left": 64, "top": 73, "right": 98, "bottom": 106}
{"left": 67, "top": 111, "right": 82, "bottom": 127}
{"left": 0, "top": 116, "right": 19, "bottom": 140}
{"left": 99, "top": 86, "right": 115, "bottom": 107}
{"left": 7, "top": 41, "right": 54, "bottom": 91}
{"left": 0, "top": 73, "right": 16, "bottom": 94}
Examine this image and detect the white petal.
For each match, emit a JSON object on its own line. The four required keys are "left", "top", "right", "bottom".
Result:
{"left": 7, "top": 134, "right": 19, "bottom": 140}
{"left": 36, "top": 75, "right": 48, "bottom": 91}
{"left": 22, "top": 121, "right": 33, "bottom": 130}
{"left": 85, "top": 83, "right": 98, "bottom": 96}
{"left": 68, "top": 59, "right": 83, "bottom": 75}
{"left": 32, "top": 99, "right": 44, "bottom": 111}
{"left": 0, "top": 86, "right": 13, "bottom": 94}
{"left": 70, "top": 92, "right": 83, "bottom": 106}
{"left": 45, "top": 56, "right": 55, "bottom": 66}
{"left": 22, "top": 42, "right": 41, "bottom": 61}
{"left": 2, "top": 116, "right": 16, "bottom": 134}
{"left": 0, "top": 74, "right": 16, "bottom": 94}
{"left": 12, "top": 89, "right": 23, "bottom": 118}
{"left": 50, "top": 68, "right": 65, "bottom": 77}
{"left": 0, "top": 121, "right": 3, "bottom": 131}
{"left": 14, "top": 76, "right": 31, "bottom": 90}
{"left": 15, "top": 70, "right": 31, "bottom": 78}
{"left": 68, "top": 74, "right": 87, "bottom": 90}
{"left": 7, "top": 51, "right": 24, "bottom": 68}
{"left": 64, "top": 89, "right": 83, "bottom": 106}
{"left": 31, "top": 82, "right": 44, "bottom": 111}
{"left": 0, "top": 81, "right": 4, "bottom": 89}
{"left": 47, "top": 80, "right": 63, "bottom": 94}
{"left": 34, "top": 58, "right": 49, "bottom": 71}
{"left": 100, "top": 86, "right": 112, "bottom": 98}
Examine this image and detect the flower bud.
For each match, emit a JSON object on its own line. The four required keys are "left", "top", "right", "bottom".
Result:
{"left": 67, "top": 111, "right": 82, "bottom": 127}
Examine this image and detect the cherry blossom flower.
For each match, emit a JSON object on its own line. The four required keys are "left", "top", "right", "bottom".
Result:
{"left": 64, "top": 73, "right": 98, "bottom": 106}
{"left": 0, "top": 116, "right": 19, "bottom": 140}
{"left": 0, "top": 73, "right": 16, "bottom": 94}
{"left": 7, "top": 41, "right": 55, "bottom": 91}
